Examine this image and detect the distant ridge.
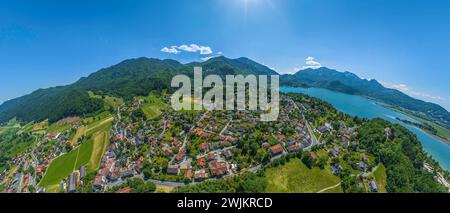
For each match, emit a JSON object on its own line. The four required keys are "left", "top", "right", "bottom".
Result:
{"left": 281, "top": 67, "right": 450, "bottom": 128}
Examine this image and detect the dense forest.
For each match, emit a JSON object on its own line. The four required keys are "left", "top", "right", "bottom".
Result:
{"left": 356, "top": 119, "right": 447, "bottom": 192}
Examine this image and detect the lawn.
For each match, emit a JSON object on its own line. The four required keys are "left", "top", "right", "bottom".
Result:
{"left": 264, "top": 159, "right": 342, "bottom": 193}
{"left": 373, "top": 163, "right": 387, "bottom": 193}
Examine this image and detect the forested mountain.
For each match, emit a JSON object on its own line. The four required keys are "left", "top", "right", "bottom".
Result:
{"left": 0, "top": 57, "right": 278, "bottom": 123}
{"left": 281, "top": 67, "right": 450, "bottom": 128}
{"left": 1, "top": 57, "right": 449, "bottom": 128}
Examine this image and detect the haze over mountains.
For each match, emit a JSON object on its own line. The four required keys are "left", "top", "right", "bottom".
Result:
{"left": 0, "top": 56, "right": 449, "bottom": 128}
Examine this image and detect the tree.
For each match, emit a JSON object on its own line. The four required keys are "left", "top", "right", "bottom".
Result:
{"left": 301, "top": 152, "right": 314, "bottom": 169}
{"left": 316, "top": 156, "right": 328, "bottom": 169}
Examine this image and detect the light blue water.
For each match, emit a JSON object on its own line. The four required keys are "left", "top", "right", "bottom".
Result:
{"left": 282, "top": 86, "right": 450, "bottom": 171}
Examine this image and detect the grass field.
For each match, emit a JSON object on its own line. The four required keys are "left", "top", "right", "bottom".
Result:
{"left": 141, "top": 93, "right": 166, "bottom": 119}
{"left": 39, "top": 144, "right": 86, "bottom": 187}
{"left": 373, "top": 164, "right": 387, "bottom": 193}
{"left": 86, "top": 126, "right": 111, "bottom": 171}
{"left": 86, "top": 116, "right": 113, "bottom": 136}
{"left": 38, "top": 139, "right": 93, "bottom": 188}
{"left": 264, "top": 159, "right": 342, "bottom": 193}
{"left": 39, "top": 115, "right": 113, "bottom": 190}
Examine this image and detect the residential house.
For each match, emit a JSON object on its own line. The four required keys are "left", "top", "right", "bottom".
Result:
{"left": 208, "top": 161, "right": 228, "bottom": 177}
{"left": 193, "top": 169, "right": 208, "bottom": 181}
{"left": 167, "top": 164, "right": 179, "bottom": 175}
{"left": 269, "top": 144, "right": 283, "bottom": 156}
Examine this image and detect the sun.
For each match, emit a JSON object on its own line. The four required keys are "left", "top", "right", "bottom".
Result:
{"left": 235, "top": 0, "right": 273, "bottom": 15}
{"left": 242, "top": 0, "right": 261, "bottom": 9}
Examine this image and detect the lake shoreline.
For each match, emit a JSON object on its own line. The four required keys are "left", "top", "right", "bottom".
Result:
{"left": 384, "top": 105, "right": 450, "bottom": 147}
{"left": 281, "top": 86, "right": 450, "bottom": 172}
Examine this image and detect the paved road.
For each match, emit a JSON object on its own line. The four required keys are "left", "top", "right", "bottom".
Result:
{"left": 289, "top": 97, "right": 318, "bottom": 151}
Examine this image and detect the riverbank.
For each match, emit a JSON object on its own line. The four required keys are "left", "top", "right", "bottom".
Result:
{"left": 385, "top": 106, "right": 450, "bottom": 147}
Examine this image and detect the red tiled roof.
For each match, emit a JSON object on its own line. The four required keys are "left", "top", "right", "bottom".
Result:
{"left": 208, "top": 161, "right": 228, "bottom": 176}
{"left": 270, "top": 144, "right": 283, "bottom": 155}
{"left": 175, "top": 150, "right": 185, "bottom": 161}
{"left": 197, "top": 157, "right": 206, "bottom": 167}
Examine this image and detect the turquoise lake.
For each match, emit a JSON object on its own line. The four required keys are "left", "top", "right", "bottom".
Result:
{"left": 282, "top": 86, "right": 450, "bottom": 171}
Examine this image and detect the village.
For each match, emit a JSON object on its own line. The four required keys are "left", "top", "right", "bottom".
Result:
{"left": 2, "top": 93, "right": 445, "bottom": 193}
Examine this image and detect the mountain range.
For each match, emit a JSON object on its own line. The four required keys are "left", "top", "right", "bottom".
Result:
{"left": 1, "top": 56, "right": 449, "bottom": 128}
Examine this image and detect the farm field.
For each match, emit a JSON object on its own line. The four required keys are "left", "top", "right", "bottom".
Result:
{"left": 38, "top": 115, "right": 113, "bottom": 190}
{"left": 86, "top": 125, "right": 111, "bottom": 171}
{"left": 264, "top": 159, "right": 342, "bottom": 193}
{"left": 38, "top": 138, "right": 93, "bottom": 188}
{"left": 86, "top": 116, "right": 113, "bottom": 136}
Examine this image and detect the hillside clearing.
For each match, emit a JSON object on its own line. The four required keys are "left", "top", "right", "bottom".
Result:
{"left": 140, "top": 93, "right": 166, "bottom": 120}
{"left": 264, "top": 159, "right": 342, "bottom": 193}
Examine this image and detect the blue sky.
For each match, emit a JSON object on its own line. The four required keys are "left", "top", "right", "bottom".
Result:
{"left": 1, "top": 0, "right": 449, "bottom": 110}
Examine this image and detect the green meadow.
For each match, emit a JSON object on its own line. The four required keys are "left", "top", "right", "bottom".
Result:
{"left": 264, "top": 159, "right": 342, "bottom": 193}
{"left": 140, "top": 93, "right": 166, "bottom": 119}
{"left": 38, "top": 115, "right": 113, "bottom": 191}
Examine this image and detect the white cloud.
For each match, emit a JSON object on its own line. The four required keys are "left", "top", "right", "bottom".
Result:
{"left": 381, "top": 81, "right": 446, "bottom": 102}
{"left": 162, "top": 43, "right": 213, "bottom": 55}
{"left": 301, "top": 56, "right": 322, "bottom": 70}
{"left": 280, "top": 56, "right": 322, "bottom": 73}
{"left": 161, "top": 46, "right": 180, "bottom": 54}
